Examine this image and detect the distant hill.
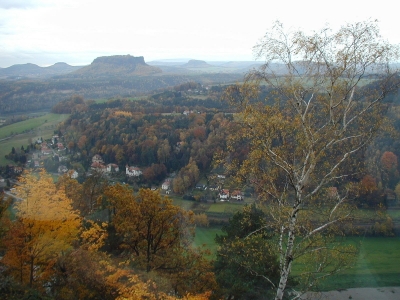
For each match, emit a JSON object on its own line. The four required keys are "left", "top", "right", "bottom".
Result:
{"left": 70, "top": 55, "right": 162, "bottom": 78}
{"left": 148, "top": 59, "right": 265, "bottom": 74}
{"left": 0, "top": 62, "right": 82, "bottom": 79}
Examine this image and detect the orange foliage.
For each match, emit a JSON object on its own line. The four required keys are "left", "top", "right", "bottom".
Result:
{"left": 193, "top": 126, "right": 206, "bottom": 140}
{"left": 381, "top": 151, "right": 398, "bottom": 170}
{"left": 360, "top": 175, "right": 378, "bottom": 193}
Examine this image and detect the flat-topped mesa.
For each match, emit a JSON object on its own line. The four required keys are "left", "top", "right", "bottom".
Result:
{"left": 92, "top": 55, "right": 146, "bottom": 67}
{"left": 74, "top": 54, "right": 162, "bottom": 77}
{"left": 183, "top": 59, "right": 211, "bottom": 68}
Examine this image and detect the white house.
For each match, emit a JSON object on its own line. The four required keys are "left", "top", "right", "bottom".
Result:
{"left": 126, "top": 165, "right": 142, "bottom": 177}
{"left": 68, "top": 169, "right": 79, "bottom": 179}
{"left": 92, "top": 154, "right": 104, "bottom": 164}
{"left": 161, "top": 179, "right": 171, "bottom": 190}
{"left": 219, "top": 189, "right": 230, "bottom": 200}
{"left": 107, "top": 163, "right": 119, "bottom": 173}
{"left": 231, "top": 190, "right": 243, "bottom": 201}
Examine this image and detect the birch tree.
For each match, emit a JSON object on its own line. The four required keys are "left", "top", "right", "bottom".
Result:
{"left": 224, "top": 20, "right": 399, "bottom": 299}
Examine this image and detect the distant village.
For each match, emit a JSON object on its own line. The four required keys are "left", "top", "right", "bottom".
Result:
{"left": 2, "top": 133, "right": 245, "bottom": 203}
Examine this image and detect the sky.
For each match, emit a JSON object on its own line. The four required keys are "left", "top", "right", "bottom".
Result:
{"left": 0, "top": 0, "right": 399, "bottom": 68}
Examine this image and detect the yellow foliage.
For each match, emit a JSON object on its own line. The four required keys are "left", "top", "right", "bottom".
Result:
{"left": 80, "top": 220, "right": 108, "bottom": 251}
{"left": 193, "top": 213, "right": 209, "bottom": 227}
{"left": 3, "top": 169, "right": 81, "bottom": 287}
{"left": 114, "top": 110, "right": 133, "bottom": 117}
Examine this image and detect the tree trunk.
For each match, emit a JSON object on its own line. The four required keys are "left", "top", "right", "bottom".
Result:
{"left": 29, "top": 256, "right": 34, "bottom": 287}
{"left": 275, "top": 201, "right": 300, "bottom": 300}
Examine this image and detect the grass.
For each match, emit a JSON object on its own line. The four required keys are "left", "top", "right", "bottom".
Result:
{"left": 317, "top": 237, "right": 400, "bottom": 290}
{"left": 193, "top": 226, "right": 400, "bottom": 290}
{"left": 207, "top": 202, "right": 243, "bottom": 214}
{"left": 0, "top": 113, "right": 68, "bottom": 139}
{"left": 0, "top": 113, "right": 69, "bottom": 165}
{"left": 194, "top": 227, "right": 222, "bottom": 255}
{"left": 168, "top": 196, "right": 196, "bottom": 210}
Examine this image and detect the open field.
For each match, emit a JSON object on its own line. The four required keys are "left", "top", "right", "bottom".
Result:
{"left": 0, "top": 113, "right": 69, "bottom": 165}
{"left": 194, "top": 226, "right": 400, "bottom": 291}
{"left": 303, "top": 287, "right": 400, "bottom": 300}
{"left": 194, "top": 227, "right": 222, "bottom": 256}
{"left": 0, "top": 113, "right": 68, "bottom": 139}
{"left": 207, "top": 202, "right": 243, "bottom": 213}
{"left": 317, "top": 237, "right": 400, "bottom": 291}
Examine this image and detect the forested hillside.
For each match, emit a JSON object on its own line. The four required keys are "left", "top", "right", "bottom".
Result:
{"left": 56, "top": 96, "right": 232, "bottom": 192}
{"left": 0, "top": 73, "right": 242, "bottom": 113}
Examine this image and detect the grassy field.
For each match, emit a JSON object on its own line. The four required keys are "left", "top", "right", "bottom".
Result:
{"left": 194, "top": 227, "right": 222, "bottom": 255}
{"left": 317, "top": 237, "right": 400, "bottom": 290}
{"left": 0, "top": 113, "right": 69, "bottom": 165}
{"left": 207, "top": 202, "right": 243, "bottom": 213}
{"left": 193, "top": 226, "right": 400, "bottom": 290}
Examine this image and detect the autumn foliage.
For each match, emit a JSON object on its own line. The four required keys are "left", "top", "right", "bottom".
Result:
{"left": 2, "top": 169, "right": 81, "bottom": 288}
{"left": 0, "top": 170, "right": 214, "bottom": 299}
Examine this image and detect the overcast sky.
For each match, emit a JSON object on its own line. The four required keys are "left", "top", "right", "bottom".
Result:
{"left": 0, "top": 0, "right": 398, "bottom": 67}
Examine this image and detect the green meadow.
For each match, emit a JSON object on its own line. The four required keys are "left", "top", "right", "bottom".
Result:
{"left": 193, "top": 226, "right": 400, "bottom": 291}
{"left": 194, "top": 227, "right": 222, "bottom": 256}
{"left": 317, "top": 237, "right": 400, "bottom": 290}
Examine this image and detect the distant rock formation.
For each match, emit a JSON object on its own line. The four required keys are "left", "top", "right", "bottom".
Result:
{"left": 72, "top": 55, "right": 162, "bottom": 77}
{"left": 182, "top": 59, "right": 212, "bottom": 68}
{"left": 92, "top": 55, "right": 146, "bottom": 65}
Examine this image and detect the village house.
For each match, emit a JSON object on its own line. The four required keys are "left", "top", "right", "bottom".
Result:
{"left": 91, "top": 161, "right": 107, "bottom": 173}
{"left": 51, "top": 135, "right": 59, "bottom": 144}
{"left": 106, "top": 163, "right": 119, "bottom": 173}
{"left": 41, "top": 143, "right": 52, "bottom": 155}
{"left": 92, "top": 154, "right": 104, "bottom": 164}
{"left": 126, "top": 165, "right": 142, "bottom": 177}
{"left": 196, "top": 184, "right": 207, "bottom": 190}
{"left": 68, "top": 169, "right": 79, "bottom": 179}
{"left": 230, "top": 190, "right": 243, "bottom": 201}
{"left": 161, "top": 179, "right": 171, "bottom": 190}
{"left": 208, "top": 185, "right": 219, "bottom": 191}
{"left": 219, "top": 189, "right": 230, "bottom": 201}
{"left": 57, "top": 142, "right": 65, "bottom": 151}
{"left": 58, "top": 165, "right": 68, "bottom": 174}
{"left": 14, "top": 166, "right": 23, "bottom": 174}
